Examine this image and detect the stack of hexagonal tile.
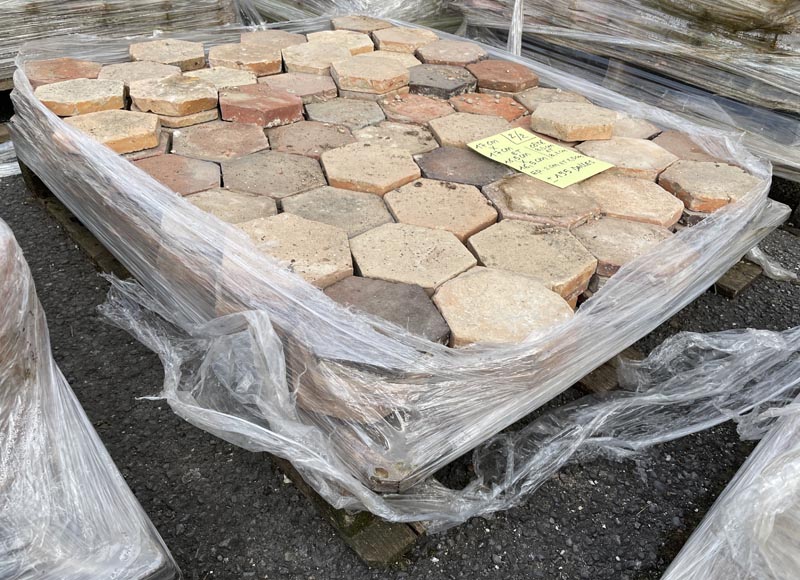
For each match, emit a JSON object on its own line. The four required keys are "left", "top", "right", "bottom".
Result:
{"left": 30, "top": 16, "right": 764, "bottom": 348}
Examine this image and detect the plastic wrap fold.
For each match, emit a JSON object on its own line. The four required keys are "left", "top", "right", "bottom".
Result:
{"left": 8, "top": 18, "right": 793, "bottom": 528}
{"left": 455, "top": 0, "right": 800, "bottom": 182}
{"left": 0, "top": 219, "right": 179, "bottom": 579}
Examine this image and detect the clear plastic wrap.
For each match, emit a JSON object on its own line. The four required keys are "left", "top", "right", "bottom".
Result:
{"left": 0, "top": 218, "right": 179, "bottom": 579}
{"left": 8, "top": 18, "right": 793, "bottom": 529}
{"left": 662, "top": 393, "right": 800, "bottom": 579}
{"left": 455, "top": 1, "right": 800, "bottom": 182}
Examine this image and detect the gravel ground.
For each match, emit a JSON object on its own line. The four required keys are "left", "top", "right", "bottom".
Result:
{"left": 1, "top": 173, "right": 799, "bottom": 580}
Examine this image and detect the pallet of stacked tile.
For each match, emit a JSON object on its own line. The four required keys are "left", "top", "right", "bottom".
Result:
{"left": 10, "top": 16, "right": 787, "bottom": 542}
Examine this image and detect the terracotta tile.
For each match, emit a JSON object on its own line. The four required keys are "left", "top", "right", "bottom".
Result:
{"left": 282, "top": 186, "right": 393, "bottom": 237}
{"left": 134, "top": 154, "right": 220, "bottom": 196}
{"left": 321, "top": 142, "right": 420, "bottom": 195}
{"left": 35, "top": 79, "right": 124, "bottom": 116}
{"left": 466, "top": 59, "right": 539, "bottom": 93}
{"left": 129, "top": 39, "right": 206, "bottom": 71}
{"left": 219, "top": 84, "right": 303, "bottom": 127}
{"left": 658, "top": 160, "right": 763, "bottom": 212}
{"left": 66, "top": 109, "right": 160, "bottom": 154}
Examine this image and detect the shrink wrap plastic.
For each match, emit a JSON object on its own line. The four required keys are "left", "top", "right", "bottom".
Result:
{"left": 8, "top": 18, "right": 795, "bottom": 529}
{"left": 0, "top": 219, "right": 179, "bottom": 579}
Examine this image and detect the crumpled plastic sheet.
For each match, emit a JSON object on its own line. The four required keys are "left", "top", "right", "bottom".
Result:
{"left": 454, "top": 0, "right": 800, "bottom": 182}
{"left": 661, "top": 393, "right": 800, "bottom": 580}
{"left": 8, "top": 17, "right": 793, "bottom": 529}
{"left": 746, "top": 247, "right": 800, "bottom": 283}
{"left": 0, "top": 218, "right": 179, "bottom": 579}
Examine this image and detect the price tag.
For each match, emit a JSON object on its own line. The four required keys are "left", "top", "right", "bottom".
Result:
{"left": 468, "top": 128, "right": 613, "bottom": 188}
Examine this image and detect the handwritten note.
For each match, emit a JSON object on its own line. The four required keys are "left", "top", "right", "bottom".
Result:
{"left": 468, "top": 128, "right": 613, "bottom": 188}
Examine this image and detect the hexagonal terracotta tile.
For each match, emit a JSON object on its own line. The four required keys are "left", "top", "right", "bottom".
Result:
{"left": 433, "top": 267, "right": 573, "bottom": 346}
{"left": 379, "top": 93, "right": 454, "bottom": 124}
{"left": 240, "top": 29, "right": 307, "bottom": 50}
{"left": 351, "top": 223, "right": 476, "bottom": 293}
{"left": 416, "top": 40, "right": 487, "bottom": 66}
{"left": 331, "top": 55, "right": 408, "bottom": 95}
{"left": 129, "top": 39, "right": 206, "bottom": 71}
{"left": 385, "top": 178, "right": 497, "bottom": 241}
{"left": 131, "top": 104, "right": 218, "bottom": 129}
{"left": 576, "top": 138, "right": 679, "bottom": 180}
{"left": 219, "top": 84, "right": 303, "bottom": 127}
{"left": 282, "top": 42, "right": 352, "bottom": 75}
{"left": 337, "top": 85, "right": 410, "bottom": 102}
{"left": 428, "top": 112, "right": 510, "bottom": 148}
{"left": 468, "top": 220, "right": 598, "bottom": 300}
{"left": 172, "top": 121, "right": 269, "bottom": 162}
{"left": 572, "top": 217, "right": 673, "bottom": 276}
{"left": 98, "top": 61, "right": 181, "bottom": 87}
{"left": 221, "top": 150, "right": 326, "bottom": 200}
{"left": 35, "top": 79, "right": 124, "bottom": 116}
{"left": 466, "top": 59, "right": 539, "bottom": 93}
{"left": 483, "top": 174, "right": 599, "bottom": 227}
{"left": 235, "top": 213, "right": 352, "bottom": 287}
{"left": 331, "top": 15, "right": 393, "bottom": 34}
{"left": 515, "top": 87, "right": 589, "bottom": 112}
{"left": 134, "top": 154, "right": 220, "bottom": 196}
{"left": 25, "top": 57, "right": 102, "bottom": 88}
{"left": 321, "top": 142, "right": 420, "bottom": 195}
{"left": 373, "top": 27, "right": 439, "bottom": 53}
{"left": 183, "top": 67, "right": 257, "bottom": 90}
{"left": 65, "top": 109, "right": 161, "bottom": 154}
{"left": 353, "top": 121, "right": 438, "bottom": 155}
{"left": 258, "top": 72, "right": 337, "bottom": 103}
{"left": 186, "top": 188, "right": 277, "bottom": 224}
{"left": 306, "top": 30, "right": 375, "bottom": 55}
{"left": 612, "top": 114, "right": 661, "bottom": 139}
{"left": 449, "top": 93, "right": 527, "bottom": 121}
{"left": 417, "top": 146, "right": 514, "bottom": 187}
{"left": 282, "top": 186, "right": 393, "bottom": 237}
{"left": 652, "top": 131, "right": 718, "bottom": 163}
{"left": 208, "top": 43, "right": 282, "bottom": 76}
{"left": 123, "top": 130, "right": 171, "bottom": 161}
{"left": 658, "top": 160, "right": 763, "bottom": 212}
{"left": 268, "top": 121, "right": 355, "bottom": 159}
{"left": 356, "top": 50, "right": 422, "bottom": 69}
{"left": 129, "top": 75, "right": 217, "bottom": 117}
{"left": 408, "top": 64, "right": 477, "bottom": 99}
{"left": 305, "top": 98, "right": 385, "bottom": 130}
{"left": 530, "top": 102, "right": 616, "bottom": 141}
{"left": 579, "top": 173, "right": 684, "bottom": 227}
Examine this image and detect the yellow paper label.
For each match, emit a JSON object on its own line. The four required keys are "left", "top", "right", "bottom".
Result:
{"left": 468, "top": 128, "right": 613, "bottom": 188}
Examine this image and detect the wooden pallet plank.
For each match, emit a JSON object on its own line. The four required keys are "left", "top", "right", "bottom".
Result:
{"left": 714, "top": 260, "right": 762, "bottom": 299}
{"left": 577, "top": 347, "right": 644, "bottom": 394}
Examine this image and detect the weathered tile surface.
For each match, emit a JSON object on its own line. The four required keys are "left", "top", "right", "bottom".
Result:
{"left": 417, "top": 146, "right": 514, "bottom": 186}
{"left": 324, "top": 276, "right": 450, "bottom": 343}
{"left": 123, "top": 130, "right": 171, "bottom": 161}
{"left": 240, "top": 29, "right": 307, "bottom": 50}
{"left": 483, "top": 174, "right": 599, "bottom": 227}
{"left": 449, "top": 93, "right": 527, "bottom": 121}
{"left": 35, "top": 79, "right": 124, "bottom": 116}
{"left": 468, "top": 220, "right": 597, "bottom": 299}
{"left": 282, "top": 42, "right": 352, "bottom": 75}
{"left": 258, "top": 72, "right": 337, "bottom": 103}
{"left": 186, "top": 188, "right": 277, "bottom": 223}
{"left": 409, "top": 64, "right": 477, "bottom": 99}
{"left": 338, "top": 86, "right": 409, "bottom": 102}
{"left": 658, "top": 160, "right": 762, "bottom": 212}
{"left": 268, "top": 121, "right": 355, "bottom": 159}
{"left": 282, "top": 186, "right": 393, "bottom": 237}
{"left": 305, "top": 98, "right": 385, "bottom": 129}
{"left": 208, "top": 43, "right": 283, "bottom": 76}
{"left": 129, "top": 75, "right": 217, "bottom": 117}
{"left": 612, "top": 114, "right": 661, "bottom": 139}
{"left": 236, "top": 213, "right": 352, "bottom": 287}
{"left": 129, "top": 39, "right": 206, "bottom": 71}
{"left": 221, "top": 150, "right": 326, "bottom": 200}
{"left": 98, "top": 61, "right": 180, "bottom": 87}
{"left": 66, "top": 109, "right": 160, "bottom": 154}
{"left": 572, "top": 217, "right": 673, "bottom": 276}
{"left": 385, "top": 178, "right": 497, "bottom": 241}
{"left": 373, "top": 27, "right": 439, "bottom": 53}
{"left": 306, "top": 30, "right": 375, "bottom": 55}
{"left": 354, "top": 121, "right": 438, "bottom": 154}
{"left": 466, "top": 59, "right": 539, "bottom": 93}
{"left": 433, "top": 267, "right": 573, "bottom": 346}
{"left": 25, "top": 57, "right": 102, "bottom": 88}
{"left": 172, "top": 121, "right": 269, "bottom": 162}
{"left": 652, "top": 130, "right": 718, "bottom": 163}
{"left": 331, "top": 56, "right": 408, "bottom": 94}
{"left": 379, "top": 93, "right": 454, "bottom": 124}
{"left": 350, "top": 223, "right": 475, "bottom": 293}
{"left": 515, "top": 87, "right": 589, "bottom": 112}
{"left": 357, "top": 50, "right": 422, "bottom": 68}
{"left": 331, "top": 15, "right": 393, "bottom": 34}
{"left": 580, "top": 173, "right": 684, "bottom": 228}
{"left": 416, "top": 40, "right": 487, "bottom": 66}
{"left": 219, "top": 84, "right": 303, "bottom": 127}
{"left": 136, "top": 106, "right": 218, "bottom": 128}
{"left": 530, "top": 102, "right": 616, "bottom": 141}
{"left": 428, "top": 112, "right": 510, "bottom": 148}
{"left": 184, "top": 67, "right": 257, "bottom": 90}
{"left": 134, "top": 154, "right": 220, "bottom": 196}
{"left": 576, "top": 137, "right": 679, "bottom": 180}
{"left": 321, "top": 142, "right": 420, "bottom": 195}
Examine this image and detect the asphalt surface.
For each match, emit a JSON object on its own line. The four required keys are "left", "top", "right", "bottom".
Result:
{"left": 1, "top": 172, "right": 799, "bottom": 580}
